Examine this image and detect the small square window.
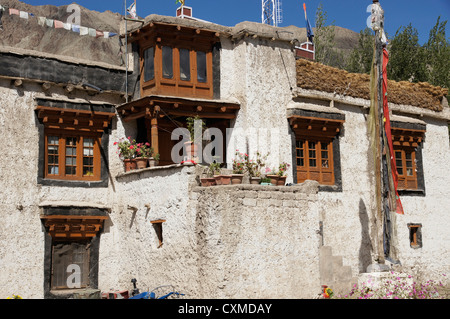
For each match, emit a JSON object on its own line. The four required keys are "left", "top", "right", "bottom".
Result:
{"left": 408, "top": 223, "right": 422, "bottom": 248}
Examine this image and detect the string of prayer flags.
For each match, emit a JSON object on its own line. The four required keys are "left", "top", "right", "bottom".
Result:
{"left": 1, "top": 4, "right": 118, "bottom": 39}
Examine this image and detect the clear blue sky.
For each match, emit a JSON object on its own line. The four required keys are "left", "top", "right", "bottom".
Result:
{"left": 23, "top": 1, "right": 450, "bottom": 44}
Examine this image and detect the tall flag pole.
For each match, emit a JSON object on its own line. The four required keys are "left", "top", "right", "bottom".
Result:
{"left": 368, "top": 0, "right": 402, "bottom": 266}
{"left": 303, "top": 3, "right": 314, "bottom": 43}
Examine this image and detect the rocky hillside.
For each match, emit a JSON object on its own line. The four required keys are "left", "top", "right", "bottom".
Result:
{"left": 0, "top": 0, "right": 359, "bottom": 66}
{"left": 0, "top": 0, "right": 123, "bottom": 65}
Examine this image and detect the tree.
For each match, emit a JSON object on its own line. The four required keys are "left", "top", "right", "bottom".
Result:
{"left": 423, "top": 16, "right": 449, "bottom": 91}
{"left": 346, "top": 27, "right": 374, "bottom": 74}
{"left": 314, "top": 3, "right": 344, "bottom": 68}
{"left": 387, "top": 24, "right": 427, "bottom": 83}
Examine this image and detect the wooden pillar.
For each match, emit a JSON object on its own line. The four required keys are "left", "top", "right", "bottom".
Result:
{"left": 151, "top": 117, "right": 159, "bottom": 156}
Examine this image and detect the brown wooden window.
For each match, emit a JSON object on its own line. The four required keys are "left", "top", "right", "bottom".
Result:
{"left": 395, "top": 148, "right": 418, "bottom": 190}
{"left": 143, "top": 47, "right": 155, "bottom": 82}
{"left": 391, "top": 126, "right": 425, "bottom": 191}
{"left": 45, "top": 130, "right": 101, "bottom": 181}
{"left": 140, "top": 42, "right": 214, "bottom": 99}
{"left": 296, "top": 138, "right": 334, "bottom": 185}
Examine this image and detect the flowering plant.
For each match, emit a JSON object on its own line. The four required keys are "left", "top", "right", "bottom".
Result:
{"left": 232, "top": 150, "right": 247, "bottom": 174}
{"left": 278, "top": 162, "right": 290, "bottom": 176}
{"left": 336, "top": 272, "right": 447, "bottom": 299}
{"left": 246, "top": 151, "right": 269, "bottom": 177}
{"left": 114, "top": 137, "right": 136, "bottom": 160}
{"left": 135, "top": 142, "right": 153, "bottom": 158}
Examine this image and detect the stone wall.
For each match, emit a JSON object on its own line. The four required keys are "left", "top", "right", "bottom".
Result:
{"left": 191, "top": 181, "right": 321, "bottom": 298}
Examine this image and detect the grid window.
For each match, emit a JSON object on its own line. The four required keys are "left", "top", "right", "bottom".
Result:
{"left": 296, "top": 138, "right": 334, "bottom": 185}
{"left": 144, "top": 47, "right": 155, "bottom": 82}
{"left": 45, "top": 131, "right": 100, "bottom": 181}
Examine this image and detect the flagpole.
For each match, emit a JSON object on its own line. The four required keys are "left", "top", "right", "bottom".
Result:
{"left": 125, "top": 0, "right": 128, "bottom": 103}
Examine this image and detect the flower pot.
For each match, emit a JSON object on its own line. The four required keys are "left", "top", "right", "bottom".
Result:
{"left": 200, "top": 178, "right": 216, "bottom": 187}
{"left": 250, "top": 177, "right": 261, "bottom": 185}
{"left": 214, "top": 175, "right": 222, "bottom": 185}
{"left": 135, "top": 157, "right": 148, "bottom": 169}
{"left": 231, "top": 174, "right": 244, "bottom": 184}
{"left": 149, "top": 157, "right": 159, "bottom": 167}
{"left": 124, "top": 159, "right": 136, "bottom": 172}
{"left": 184, "top": 141, "right": 199, "bottom": 157}
{"left": 266, "top": 174, "right": 279, "bottom": 186}
{"left": 218, "top": 175, "right": 231, "bottom": 185}
{"left": 277, "top": 175, "right": 287, "bottom": 186}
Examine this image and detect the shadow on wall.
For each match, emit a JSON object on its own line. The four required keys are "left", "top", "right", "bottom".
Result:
{"left": 358, "top": 198, "right": 373, "bottom": 273}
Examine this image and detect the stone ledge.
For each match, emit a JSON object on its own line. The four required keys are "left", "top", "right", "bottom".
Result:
{"left": 192, "top": 180, "right": 319, "bottom": 194}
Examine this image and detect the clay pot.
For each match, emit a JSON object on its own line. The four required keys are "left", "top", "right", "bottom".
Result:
{"left": 231, "top": 174, "right": 244, "bottom": 184}
{"left": 149, "top": 157, "right": 159, "bottom": 167}
{"left": 200, "top": 178, "right": 216, "bottom": 187}
{"left": 277, "top": 176, "right": 287, "bottom": 186}
{"left": 184, "top": 141, "right": 199, "bottom": 157}
{"left": 135, "top": 157, "right": 148, "bottom": 169}
{"left": 124, "top": 159, "right": 137, "bottom": 172}
{"left": 250, "top": 177, "right": 261, "bottom": 185}
{"left": 266, "top": 174, "right": 279, "bottom": 186}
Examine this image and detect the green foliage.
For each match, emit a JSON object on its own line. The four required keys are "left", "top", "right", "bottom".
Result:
{"left": 314, "top": 3, "right": 345, "bottom": 69}
{"left": 423, "top": 17, "right": 450, "bottom": 92}
{"left": 346, "top": 28, "right": 374, "bottom": 74}
{"left": 387, "top": 24, "right": 427, "bottom": 83}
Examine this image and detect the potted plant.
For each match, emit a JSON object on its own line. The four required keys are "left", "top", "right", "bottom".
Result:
{"left": 265, "top": 167, "right": 279, "bottom": 186}
{"left": 135, "top": 142, "right": 153, "bottom": 169}
{"left": 260, "top": 177, "right": 272, "bottom": 186}
{"left": 209, "top": 161, "right": 223, "bottom": 185}
{"left": 277, "top": 162, "right": 290, "bottom": 186}
{"left": 114, "top": 137, "right": 137, "bottom": 172}
{"left": 246, "top": 151, "right": 268, "bottom": 184}
{"left": 185, "top": 115, "right": 205, "bottom": 159}
{"left": 149, "top": 153, "right": 160, "bottom": 167}
{"left": 231, "top": 150, "right": 246, "bottom": 184}
{"left": 200, "top": 165, "right": 216, "bottom": 187}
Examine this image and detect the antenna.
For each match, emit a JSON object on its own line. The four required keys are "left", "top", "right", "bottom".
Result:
{"left": 262, "top": 0, "right": 282, "bottom": 27}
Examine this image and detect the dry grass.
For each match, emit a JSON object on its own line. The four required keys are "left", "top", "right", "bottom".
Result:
{"left": 296, "top": 59, "right": 448, "bottom": 112}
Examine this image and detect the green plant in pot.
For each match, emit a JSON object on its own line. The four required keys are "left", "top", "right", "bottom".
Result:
{"left": 186, "top": 115, "right": 206, "bottom": 159}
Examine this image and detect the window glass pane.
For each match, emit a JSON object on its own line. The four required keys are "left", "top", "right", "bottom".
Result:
{"left": 197, "top": 51, "right": 207, "bottom": 83}
{"left": 144, "top": 47, "right": 154, "bottom": 81}
{"left": 162, "top": 46, "right": 173, "bottom": 79}
{"left": 47, "top": 136, "right": 59, "bottom": 175}
{"left": 179, "top": 48, "right": 191, "bottom": 81}
{"left": 83, "top": 138, "right": 95, "bottom": 176}
{"left": 65, "top": 137, "right": 77, "bottom": 176}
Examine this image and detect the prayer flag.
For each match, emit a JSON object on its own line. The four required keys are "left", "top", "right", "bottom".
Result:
{"left": 54, "top": 20, "right": 64, "bottom": 28}
{"left": 9, "top": 8, "right": 19, "bottom": 16}
{"left": 72, "top": 24, "right": 80, "bottom": 33}
{"left": 96, "top": 30, "right": 104, "bottom": 38}
{"left": 88, "top": 27, "right": 96, "bottom": 37}
{"left": 80, "top": 26, "right": 89, "bottom": 36}
{"left": 19, "top": 11, "right": 28, "bottom": 19}
{"left": 303, "top": 3, "right": 314, "bottom": 43}
{"left": 45, "top": 18, "right": 53, "bottom": 27}
{"left": 127, "top": 1, "right": 137, "bottom": 19}
{"left": 38, "top": 16, "right": 46, "bottom": 26}
{"left": 63, "top": 22, "right": 71, "bottom": 30}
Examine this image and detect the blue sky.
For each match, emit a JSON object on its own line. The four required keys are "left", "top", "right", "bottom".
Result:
{"left": 23, "top": 1, "right": 450, "bottom": 44}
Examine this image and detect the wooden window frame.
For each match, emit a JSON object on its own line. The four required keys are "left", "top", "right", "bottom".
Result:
{"left": 296, "top": 137, "right": 335, "bottom": 186}
{"left": 391, "top": 126, "right": 425, "bottom": 192}
{"left": 140, "top": 42, "right": 214, "bottom": 99}
{"left": 44, "top": 129, "right": 102, "bottom": 181}
{"left": 394, "top": 147, "right": 418, "bottom": 190}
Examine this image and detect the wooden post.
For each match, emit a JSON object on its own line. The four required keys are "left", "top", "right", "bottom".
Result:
{"left": 150, "top": 117, "right": 159, "bottom": 156}
{"left": 373, "top": 0, "right": 386, "bottom": 265}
